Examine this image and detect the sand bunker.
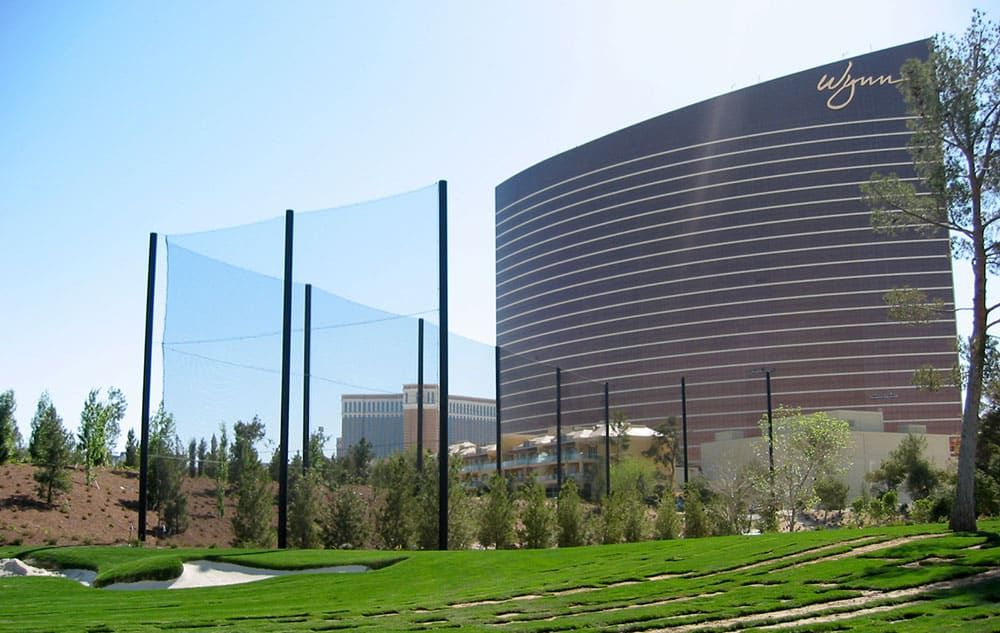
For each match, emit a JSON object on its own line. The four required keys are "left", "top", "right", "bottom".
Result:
{"left": 104, "top": 560, "right": 369, "bottom": 590}
{"left": 1, "top": 558, "right": 62, "bottom": 578}
{"left": 1, "top": 558, "right": 367, "bottom": 590}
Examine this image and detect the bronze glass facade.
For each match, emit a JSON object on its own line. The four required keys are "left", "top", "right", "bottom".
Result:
{"left": 496, "top": 40, "right": 961, "bottom": 467}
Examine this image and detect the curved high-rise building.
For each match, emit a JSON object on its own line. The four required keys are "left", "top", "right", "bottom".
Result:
{"left": 496, "top": 40, "right": 961, "bottom": 467}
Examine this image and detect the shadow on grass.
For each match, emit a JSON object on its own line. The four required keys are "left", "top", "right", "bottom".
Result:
{"left": 975, "top": 530, "right": 1000, "bottom": 548}
{"left": 940, "top": 576, "right": 1000, "bottom": 603}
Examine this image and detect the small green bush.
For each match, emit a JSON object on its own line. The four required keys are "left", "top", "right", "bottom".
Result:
{"left": 654, "top": 493, "right": 680, "bottom": 540}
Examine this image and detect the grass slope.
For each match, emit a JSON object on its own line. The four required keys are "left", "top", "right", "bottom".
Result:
{"left": 0, "top": 521, "right": 998, "bottom": 632}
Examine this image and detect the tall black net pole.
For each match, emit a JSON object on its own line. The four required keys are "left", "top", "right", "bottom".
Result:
{"left": 766, "top": 371, "right": 774, "bottom": 477}
{"left": 556, "top": 366, "right": 562, "bottom": 493}
{"left": 417, "top": 318, "right": 424, "bottom": 471}
{"left": 495, "top": 345, "right": 502, "bottom": 474}
{"left": 681, "top": 376, "right": 689, "bottom": 485}
{"left": 138, "top": 232, "right": 156, "bottom": 542}
{"left": 437, "top": 180, "right": 449, "bottom": 551}
{"left": 302, "top": 283, "right": 312, "bottom": 472}
{"left": 603, "top": 382, "right": 610, "bottom": 498}
{"left": 277, "top": 209, "right": 294, "bottom": 549}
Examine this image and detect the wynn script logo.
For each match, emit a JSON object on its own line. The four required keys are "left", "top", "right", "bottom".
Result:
{"left": 816, "top": 60, "right": 904, "bottom": 110}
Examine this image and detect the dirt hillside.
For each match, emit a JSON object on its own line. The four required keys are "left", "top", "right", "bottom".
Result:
{"left": 0, "top": 463, "right": 236, "bottom": 547}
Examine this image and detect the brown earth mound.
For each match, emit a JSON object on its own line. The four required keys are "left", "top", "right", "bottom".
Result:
{"left": 0, "top": 463, "right": 235, "bottom": 547}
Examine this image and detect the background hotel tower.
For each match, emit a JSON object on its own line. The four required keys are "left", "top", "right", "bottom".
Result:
{"left": 495, "top": 40, "right": 960, "bottom": 469}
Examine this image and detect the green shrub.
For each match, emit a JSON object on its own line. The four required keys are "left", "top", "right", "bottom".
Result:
{"left": 683, "top": 484, "right": 709, "bottom": 538}
{"left": 478, "top": 473, "right": 514, "bottom": 549}
{"left": 518, "top": 479, "right": 554, "bottom": 549}
{"left": 324, "top": 486, "right": 369, "bottom": 550}
{"left": 654, "top": 494, "right": 680, "bottom": 540}
{"left": 556, "top": 479, "right": 585, "bottom": 547}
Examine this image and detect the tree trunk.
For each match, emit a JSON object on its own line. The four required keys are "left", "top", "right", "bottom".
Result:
{"left": 952, "top": 323, "right": 986, "bottom": 532}
{"left": 950, "top": 176, "right": 987, "bottom": 533}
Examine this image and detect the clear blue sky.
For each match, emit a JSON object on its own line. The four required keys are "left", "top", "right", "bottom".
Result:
{"left": 0, "top": 0, "right": 988, "bottom": 447}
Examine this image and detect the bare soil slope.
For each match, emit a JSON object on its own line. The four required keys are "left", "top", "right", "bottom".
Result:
{"left": 0, "top": 463, "right": 235, "bottom": 547}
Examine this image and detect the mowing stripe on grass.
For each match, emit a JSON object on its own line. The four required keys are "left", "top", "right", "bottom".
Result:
{"left": 781, "top": 533, "right": 944, "bottom": 571}
{"left": 638, "top": 566, "right": 1000, "bottom": 633}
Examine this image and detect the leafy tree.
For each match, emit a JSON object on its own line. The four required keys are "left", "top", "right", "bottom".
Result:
{"left": 518, "top": 478, "right": 555, "bottom": 549}
{"left": 324, "top": 485, "right": 369, "bottom": 549}
{"left": 622, "top": 493, "right": 647, "bottom": 542}
{"left": 610, "top": 411, "right": 631, "bottom": 463}
{"left": 124, "top": 428, "right": 139, "bottom": 469}
{"left": 230, "top": 416, "right": 266, "bottom": 486}
{"left": 975, "top": 467, "right": 1000, "bottom": 517}
{"left": 754, "top": 407, "right": 851, "bottom": 531}
{"left": 590, "top": 454, "right": 610, "bottom": 502}
{"left": 204, "top": 433, "right": 219, "bottom": 479}
{"left": 556, "top": 478, "right": 585, "bottom": 547}
{"left": 159, "top": 437, "right": 189, "bottom": 536}
{"left": 288, "top": 466, "right": 323, "bottom": 548}
{"left": 214, "top": 424, "right": 229, "bottom": 518}
{"left": 10, "top": 425, "right": 25, "bottom": 462}
{"left": 882, "top": 489, "right": 901, "bottom": 524}
{"left": 707, "top": 459, "right": 755, "bottom": 535}
{"left": 611, "top": 457, "right": 658, "bottom": 506}
{"left": 866, "top": 434, "right": 942, "bottom": 501}
{"left": 446, "top": 460, "right": 476, "bottom": 550}
{"left": 478, "top": 473, "right": 514, "bottom": 549}
{"left": 409, "top": 453, "right": 473, "bottom": 550}
{"left": 654, "top": 492, "right": 680, "bottom": 540}
{"left": 77, "top": 388, "right": 126, "bottom": 484}
{"left": 912, "top": 489, "right": 954, "bottom": 523}
{"left": 643, "top": 417, "right": 682, "bottom": 491}
{"left": 412, "top": 455, "right": 438, "bottom": 550}
{"left": 0, "top": 390, "right": 16, "bottom": 464}
{"left": 77, "top": 392, "right": 105, "bottom": 484}
{"left": 977, "top": 408, "right": 1000, "bottom": 516}
{"left": 231, "top": 463, "right": 274, "bottom": 547}
{"left": 598, "top": 492, "right": 625, "bottom": 544}
{"left": 372, "top": 452, "right": 414, "bottom": 549}
{"left": 850, "top": 494, "right": 870, "bottom": 528}
{"left": 324, "top": 454, "right": 349, "bottom": 487}
{"left": 30, "top": 394, "right": 73, "bottom": 504}
{"left": 602, "top": 460, "right": 651, "bottom": 543}
{"left": 144, "top": 405, "right": 188, "bottom": 537}
{"left": 682, "top": 482, "right": 709, "bottom": 538}
{"left": 861, "top": 11, "right": 1000, "bottom": 532}
{"left": 306, "top": 426, "right": 330, "bottom": 475}
{"left": 231, "top": 430, "right": 273, "bottom": 547}
{"left": 197, "top": 438, "right": 207, "bottom": 477}
{"left": 147, "top": 403, "right": 178, "bottom": 511}
{"left": 322, "top": 437, "right": 373, "bottom": 488}
{"left": 187, "top": 438, "right": 198, "bottom": 478}
{"left": 28, "top": 392, "right": 53, "bottom": 460}
{"left": 346, "top": 438, "right": 373, "bottom": 483}
{"left": 815, "top": 477, "right": 850, "bottom": 524}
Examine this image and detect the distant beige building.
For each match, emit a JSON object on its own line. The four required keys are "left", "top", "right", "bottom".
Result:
{"left": 455, "top": 424, "right": 661, "bottom": 498}
{"left": 401, "top": 384, "right": 495, "bottom": 454}
{"left": 340, "top": 384, "right": 495, "bottom": 459}
{"left": 700, "top": 410, "right": 958, "bottom": 502}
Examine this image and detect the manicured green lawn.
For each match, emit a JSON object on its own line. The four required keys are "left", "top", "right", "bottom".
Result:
{"left": 1, "top": 521, "right": 998, "bottom": 632}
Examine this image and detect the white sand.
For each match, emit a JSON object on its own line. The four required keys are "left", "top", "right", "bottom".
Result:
{"left": 0, "top": 558, "right": 61, "bottom": 578}
{"left": 103, "top": 560, "right": 368, "bottom": 590}
{"left": 1, "top": 558, "right": 367, "bottom": 590}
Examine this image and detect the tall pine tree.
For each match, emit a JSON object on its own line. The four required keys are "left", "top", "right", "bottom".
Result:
{"left": 0, "top": 390, "right": 16, "bottom": 465}
{"left": 29, "top": 393, "right": 73, "bottom": 504}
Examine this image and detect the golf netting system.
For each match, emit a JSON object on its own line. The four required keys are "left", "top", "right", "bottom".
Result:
{"left": 145, "top": 182, "right": 634, "bottom": 545}
{"left": 158, "top": 183, "right": 501, "bottom": 473}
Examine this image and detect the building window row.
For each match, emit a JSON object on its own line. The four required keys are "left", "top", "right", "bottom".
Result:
{"left": 343, "top": 399, "right": 403, "bottom": 414}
